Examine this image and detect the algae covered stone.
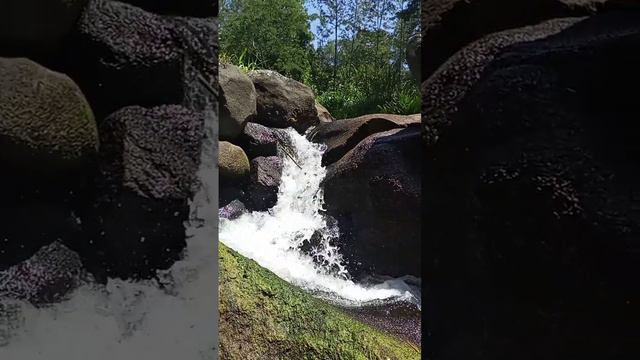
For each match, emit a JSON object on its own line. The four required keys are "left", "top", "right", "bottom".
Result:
{"left": 219, "top": 141, "right": 250, "bottom": 183}
{"left": 219, "top": 243, "right": 421, "bottom": 359}
{"left": 0, "top": 57, "right": 98, "bottom": 172}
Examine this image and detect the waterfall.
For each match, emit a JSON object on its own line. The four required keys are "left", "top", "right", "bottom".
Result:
{"left": 220, "top": 128, "right": 420, "bottom": 307}
{"left": 0, "top": 102, "right": 218, "bottom": 359}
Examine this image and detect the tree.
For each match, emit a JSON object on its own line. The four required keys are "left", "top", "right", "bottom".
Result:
{"left": 220, "top": 0, "right": 314, "bottom": 81}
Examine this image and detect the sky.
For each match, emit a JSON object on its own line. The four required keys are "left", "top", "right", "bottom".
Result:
{"left": 304, "top": 2, "right": 323, "bottom": 48}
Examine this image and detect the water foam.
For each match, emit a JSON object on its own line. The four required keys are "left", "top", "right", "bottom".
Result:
{"left": 219, "top": 128, "right": 420, "bottom": 307}
{"left": 0, "top": 105, "right": 218, "bottom": 359}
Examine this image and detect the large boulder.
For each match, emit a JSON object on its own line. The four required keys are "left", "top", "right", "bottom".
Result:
{"left": 245, "top": 156, "right": 284, "bottom": 211}
{"left": 248, "top": 70, "right": 319, "bottom": 133}
{"left": 76, "top": 105, "right": 203, "bottom": 280}
{"left": 0, "top": 58, "right": 98, "bottom": 269}
{"left": 310, "top": 113, "right": 420, "bottom": 167}
{"left": 0, "top": 0, "right": 88, "bottom": 57}
{"left": 219, "top": 63, "right": 257, "bottom": 140}
{"left": 323, "top": 127, "right": 421, "bottom": 278}
{"left": 424, "top": 13, "right": 640, "bottom": 359}
{"left": 0, "top": 58, "right": 98, "bottom": 172}
{"left": 420, "top": 0, "right": 608, "bottom": 81}
{"left": 116, "top": 0, "right": 218, "bottom": 17}
{"left": 219, "top": 141, "right": 250, "bottom": 184}
{"left": 56, "top": 0, "right": 217, "bottom": 118}
{"left": 423, "top": 17, "right": 583, "bottom": 144}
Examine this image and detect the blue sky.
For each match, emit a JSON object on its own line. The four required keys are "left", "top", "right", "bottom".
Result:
{"left": 304, "top": 2, "right": 323, "bottom": 48}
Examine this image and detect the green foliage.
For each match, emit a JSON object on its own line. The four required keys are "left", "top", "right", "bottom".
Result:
{"left": 378, "top": 86, "right": 421, "bottom": 115}
{"left": 220, "top": 0, "right": 420, "bottom": 118}
{"left": 220, "top": 49, "right": 258, "bottom": 73}
{"left": 220, "top": 0, "right": 313, "bottom": 81}
{"left": 219, "top": 243, "right": 421, "bottom": 359}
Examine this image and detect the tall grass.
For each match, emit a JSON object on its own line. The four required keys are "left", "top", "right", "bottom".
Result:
{"left": 220, "top": 49, "right": 258, "bottom": 73}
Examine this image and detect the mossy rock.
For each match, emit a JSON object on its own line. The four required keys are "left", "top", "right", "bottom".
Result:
{"left": 219, "top": 141, "right": 250, "bottom": 183}
{"left": 0, "top": 57, "right": 98, "bottom": 173}
{"left": 219, "top": 243, "right": 421, "bottom": 360}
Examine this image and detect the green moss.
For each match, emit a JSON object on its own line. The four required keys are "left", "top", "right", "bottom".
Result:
{"left": 219, "top": 244, "right": 421, "bottom": 360}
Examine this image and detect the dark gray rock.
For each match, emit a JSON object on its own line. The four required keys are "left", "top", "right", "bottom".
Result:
{"left": 57, "top": 0, "right": 217, "bottom": 118}
{"left": 248, "top": 70, "right": 319, "bottom": 133}
{"left": 0, "top": 242, "right": 84, "bottom": 304}
{"left": 219, "top": 199, "right": 247, "bottom": 220}
{"left": 323, "top": 127, "right": 421, "bottom": 278}
{"left": 77, "top": 105, "right": 203, "bottom": 280}
{"left": 423, "top": 13, "right": 640, "bottom": 359}
{"left": 310, "top": 113, "right": 420, "bottom": 167}
{"left": 245, "top": 156, "right": 283, "bottom": 211}
{"left": 421, "top": 0, "right": 608, "bottom": 81}
{"left": 219, "top": 63, "right": 257, "bottom": 140}
{"left": 238, "top": 122, "right": 281, "bottom": 159}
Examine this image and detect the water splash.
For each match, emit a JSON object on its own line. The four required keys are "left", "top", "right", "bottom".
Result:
{"left": 220, "top": 128, "right": 420, "bottom": 307}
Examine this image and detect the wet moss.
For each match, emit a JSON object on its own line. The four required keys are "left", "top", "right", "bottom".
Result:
{"left": 219, "top": 243, "right": 421, "bottom": 360}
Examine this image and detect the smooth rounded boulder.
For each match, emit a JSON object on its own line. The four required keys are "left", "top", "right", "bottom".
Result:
{"left": 0, "top": 57, "right": 98, "bottom": 269}
{"left": 248, "top": 70, "right": 320, "bottom": 133}
{"left": 424, "top": 13, "right": 640, "bottom": 359}
{"left": 0, "top": 58, "right": 98, "bottom": 171}
{"left": 219, "top": 63, "right": 257, "bottom": 140}
{"left": 310, "top": 113, "right": 420, "bottom": 167}
{"left": 219, "top": 141, "right": 251, "bottom": 184}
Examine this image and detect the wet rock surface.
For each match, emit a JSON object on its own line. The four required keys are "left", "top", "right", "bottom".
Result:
{"left": 342, "top": 302, "right": 422, "bottom": 347}
{"left": 245, "top": 156, "right": 284, "bottom": 211}
{"left": 237, "top": 122, "right": 281, "bottom": 159}
{"left": 324, "top": 127, "right": 421, "bottom": 278}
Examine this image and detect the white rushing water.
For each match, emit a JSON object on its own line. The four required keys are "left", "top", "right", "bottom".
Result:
{"left": 219, "top": 128, "right": 420, "bottom": 307}
{"left": 0, "top": 108, "right": 218, "bottom": 359}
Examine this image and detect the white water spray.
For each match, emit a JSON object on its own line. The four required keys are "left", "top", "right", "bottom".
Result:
{"left": 220, "top": 128, "right": 420, "bottom": 307}
{"left": 0, "top": 106, "right": 218, "bottom": 359}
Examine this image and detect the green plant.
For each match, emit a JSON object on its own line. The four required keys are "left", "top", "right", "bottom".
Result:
{"left": 220, "top": 49, "right": 258, "bottom": 73}
{"left": 378, "top": 86, "right": 421, "bottom": 115}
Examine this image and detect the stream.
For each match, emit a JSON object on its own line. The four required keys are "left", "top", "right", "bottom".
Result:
{"left": 219, "top": 128, "right": 421, "bottom": 342}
